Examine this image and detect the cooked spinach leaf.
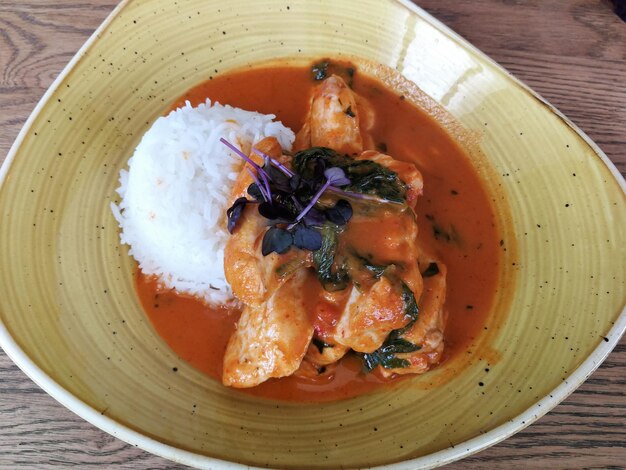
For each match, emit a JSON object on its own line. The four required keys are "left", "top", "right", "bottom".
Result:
{"left": 349, "top": 251, "right": 387, "bottom": 280}
{"left": 293, "top": 147, "right": 407, "bottom": 203}
{"left": 311, "top": 61, "right": 329, "bottom": 81}
{"left": 422, "top": 262, "right": 439, "bottom": 278}
{"left": 360, "top": 282, "right": 420, "bottom": 372}
{"left": 313, "top": 224, "right": 349, "bottom": 291}
{"left": 401, "top": 282, "right": 420, "bottom": 322}
{"left": 312, "top": 338, "right": 334, "bottom": 354}
{"left": 360, "top": 337, "right": 421, "bottom": 372}
{"left": 432, "top": 222, "right": 462, "bottom": 245}
{"left": 310, "top": 59, "right": 356, "bottom": 86}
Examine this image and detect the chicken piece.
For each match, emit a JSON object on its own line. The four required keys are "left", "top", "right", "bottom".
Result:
{"left": 357, "top": 150, "right": 424, "bottom": 210}
{"left": 342, "top": 207, "right": 424, "bottom": 298}
{"left": 354, "top": 95, "right": 376, "bottom": 151}
{"left": 294, "top": 286, "right": 351, "bottom": 378}
{"left": 223, "top": 205, "right": 266, "bottom": 306}
{"left": 223, "top": 137, "right": 286, "bottom": 306}
{"left": 294, "top": 75, "right": 363, "bottom": 155}
{"left": 378, "top": 253, "right": 448, "bottom": 377}
{"left": 332, "top": 276, "right": 410, "bottom": 353}
{"left": 222, "top": 268, "right": 315, "bottom": 387}
{"left": 223, "top": 137, "right": 317, "bottom": 387}
{"left": 324, "top": 165, "right": 424, "bottom": 355}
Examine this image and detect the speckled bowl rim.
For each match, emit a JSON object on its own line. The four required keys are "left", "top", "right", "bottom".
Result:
{"left": 0, "top": 0, "right": 624, "bottom": 468}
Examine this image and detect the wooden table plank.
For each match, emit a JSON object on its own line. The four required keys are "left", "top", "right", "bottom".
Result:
{"left": 0, "top": 1, "right": 624, "bottom": 468}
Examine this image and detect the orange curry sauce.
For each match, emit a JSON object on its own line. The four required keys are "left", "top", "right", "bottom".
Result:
{"left": 135, "top": 64, "right": 501, "bottom": 402}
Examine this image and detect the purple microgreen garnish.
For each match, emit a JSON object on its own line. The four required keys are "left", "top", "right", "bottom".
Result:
{"left": 226, "top": 197, "right": 249, "bottom": 233}
{"left": 262, "top": 227, "right": 294, "bottom": 256}
{"left": 288, "top": 167, "right": 350, "bottom": 229}
{"left": 221, "top": 138, "right": 262, "bottom": 172}
{"left": 252, "top": 147, "right": 294, "bottom": 177}
{"left": 265, "top": 162, "right": 292, "bottom": 192}
{"left": 289, "top": 174, "right": 301, "bottom": 192}
{"left": 293, "top": 225, "right": 323, "bottom": 251}
{"left": 303, "top": 207, "right": 326, "bottom": 227}
{"left": 258, "top": 201, "right": 295, "bottom": 221}
{"left": 246, "top": 168, "right": 269, "bottom": 202}
{"left": 290, "top": 178, "right": 331, "bottom": 228}
{"left": 325, "top": 199, "right": 353, "bottom": 225}
{"left": 225, "top": 142, "right": 400, "bottom": 257}
{"left": 247, "top": 182, "right": 265, "bottom": 201}
{"left": 258, "top": 201, "right": 276, "bottom": 219}
{"left": 290, "top": 194, "right": 303, "bottom": 211}
{"left": 258, "top": 169, "right": 272, "bottom": 203}
{"left": 220, "top": 138, "right": 272, "bottom": 202}
{"left": 324, "top": 167, "right": 350, "bottom": 187}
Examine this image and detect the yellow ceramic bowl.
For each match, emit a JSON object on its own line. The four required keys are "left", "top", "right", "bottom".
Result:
{"left": 0, "top": 0, "right": 624, "bottom": 468}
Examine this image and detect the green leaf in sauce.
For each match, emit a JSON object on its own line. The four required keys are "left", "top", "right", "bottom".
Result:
{"left": 360, "top": 337, "right": 421, "bottom": 372}
{"left": 312, "top": 224, "right": 349, "bottom": 291}
{"left": 360, "top": 282, "right": 421, "bottom": 372}
{"left": 421, "top": 262, "right": 439, "bottom": 278}
{"left": 293, "top": 147, "right": 407, "bottom": 203}
{"left": 311, "top": 61, "right": 329, "bottom": 81}
{"left": 312, "top": 338, "right": 334, "bottom": 354}
{"left": 432, "top": 222, "right": 462, "bottom": 245}
{"left": 310, "top": 59, "right": 356, "bottom": 87}
{"left": 349, "top": 251, "right": 387, "bottom": 280}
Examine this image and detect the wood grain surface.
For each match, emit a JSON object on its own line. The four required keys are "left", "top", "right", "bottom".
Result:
{"left": 1, "top": 1, "right": 624, "bottom": 468}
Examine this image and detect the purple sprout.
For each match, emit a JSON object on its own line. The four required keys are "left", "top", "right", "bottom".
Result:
{"left": 252, "top": 147, "right": 294, "bottom": 177}
{"left": 220, "top": 138, "right": 272, "bottom": 202}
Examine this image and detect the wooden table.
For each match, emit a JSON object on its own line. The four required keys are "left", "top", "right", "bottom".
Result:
{"left": 1, "top": 1, "right": 624, "bottom": 468}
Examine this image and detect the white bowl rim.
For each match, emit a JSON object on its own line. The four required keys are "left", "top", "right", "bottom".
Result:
{"left": 0, "top": 0, "right": 624, "bottom": 468}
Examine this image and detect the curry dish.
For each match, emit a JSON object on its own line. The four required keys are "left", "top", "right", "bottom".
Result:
{"left": 136, "top": 60, "right": 501, "bottom": 401}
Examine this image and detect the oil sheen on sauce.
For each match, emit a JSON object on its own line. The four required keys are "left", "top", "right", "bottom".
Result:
{"left": 136, "top": 64, "right": 501, "bottom": 402}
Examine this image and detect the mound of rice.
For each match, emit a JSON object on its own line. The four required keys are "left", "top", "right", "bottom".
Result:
{"left": 111, "top": 100, "right": 295, "bottom": 305}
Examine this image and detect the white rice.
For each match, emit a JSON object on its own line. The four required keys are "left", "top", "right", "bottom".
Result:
{"left": 111, "top": 99, "right": 294, "bottom": 305}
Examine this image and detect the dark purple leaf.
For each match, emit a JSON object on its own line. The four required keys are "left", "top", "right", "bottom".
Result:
{"left": 293, "top": 225, "right": 323, "bottom": 251}
{"left": 258, "top": 202, "right": 277, "bottom": 219}
{"left": 247, "top": 183, "right": 265, "bottom": 201}
{"left": 266, "top": 163, "right": 292, "bottom": 192}
{"left": 262, "top": 227, "right": 293, "bottom": 256}
{"left": 290, "top": 194, "right": 303, "bottom": 211}
{"left": 289, "top": 174, "right": 301, "bottom": 191}
{"left": 303, "top": 207, "right": 326, "bottom": 227}
{"left": 245, "top": 168, "right": 269, "bottom": 202}
{"left": 324, "top": 167, "right": 350, "bottom": 187}
{"left": 275, "top": 202, "right": 297, "bottom": 221}
{"left": 325, "top": 199, "right": 353, "bottom": 225}
{"left": 258, "top": 202, "right": 295, "bottom": 221}
{"left": 290, "top": 180, "right": 331, "bottom": 228}
{"left": 226, "top": 197, "right": 248, "bottom": 233}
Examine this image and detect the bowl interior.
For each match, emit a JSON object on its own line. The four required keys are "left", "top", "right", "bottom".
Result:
{"left": 0, "top": 0, "right": 624, "bottom": 468}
